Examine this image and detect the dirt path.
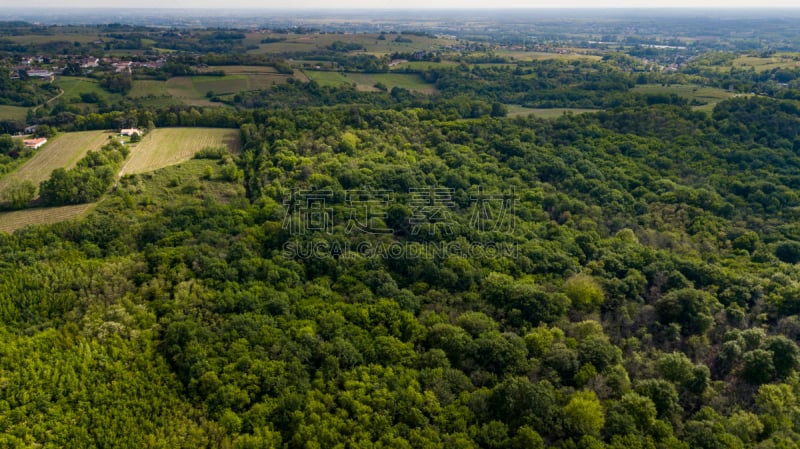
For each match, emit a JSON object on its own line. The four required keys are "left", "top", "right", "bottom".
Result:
{"left": 31, "top": 88, "right": 64, "bottom": 113}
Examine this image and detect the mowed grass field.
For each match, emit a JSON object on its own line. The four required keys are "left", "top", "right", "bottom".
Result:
{"left": 163, "top": 78, "right": 218, "bottom": 107}
{"left": 0, "top": 105, "right": 29, "bottom": 121}
{"left": 57, "top": 77, "right": 110, "bottom": 101}
{"left": 349, "top": 73, "right": 436, "bottom": 94}
{"left": 506, "top": 106, "right": 599, "bottom": 118}
{"left": 0, "top": 130, "right": 113, "bottom": 196}
{"left": 631, "top": 84, "right": 738, "bottom": 112}
{"left": 120, "top": 128, "right": 240, "bottom": 175}
{"left": 0, "top": 204, "right": 94, "bottom": 234}
{"left": 303, "top": 71, "right": 353, "bottom": 87}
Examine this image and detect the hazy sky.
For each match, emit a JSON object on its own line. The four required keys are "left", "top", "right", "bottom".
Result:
{"left": 4, "top": 0, "right": 800, "bottom": 8}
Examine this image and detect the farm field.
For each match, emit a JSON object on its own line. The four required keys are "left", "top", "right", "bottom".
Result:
{"left": 731, "top": 53, "right": 800, "bottom": 71}
{"left": 198, "top": 65, "right": 280, "bottom": 75}
{"left": 119, "top": 127, "right": 240, "bottom": 175}
{"left": 0, "top": 105, "right": 29, "bottom": 121}
{"left": 347, "top": 73, "right": 436, "bottom": 93}
{"left": 192, "top": 74, "right": 286, "bottom": 95}
{"left": 129, "top": 79, "right": 171, "bottom": 98}
{"left": 691, "top": 52, "right": 800, "bottom": 72}
{"left": 506, "top": 105, "right": 599, "bottom": 118}
{"left": 0, "top": 203, "right": 94, "bottom": 234}
{"left": 631, "top": 84, "right": 739, "bottom": 111}
{"left": 0, "top": 130, "right": 112, "bottom": 197}
{"left": 303, "top": 70, "right": 352, "bottom": 87}
{"left": 388, "top": 61, "right": 458, "bottom": 71}
{"left": 303, "top": 71, "right": 436, "bottom": 93}
{"left": 163, "top": 77, "right": 218, "bottom": 107}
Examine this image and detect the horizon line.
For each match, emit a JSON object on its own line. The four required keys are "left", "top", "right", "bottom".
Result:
{"left": 5, "top": 6, "right": 800, "bottom": 9}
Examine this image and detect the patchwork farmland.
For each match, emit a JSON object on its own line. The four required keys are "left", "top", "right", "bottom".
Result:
{"left": 0, "top": 130, "right": 113, "bottom": 197}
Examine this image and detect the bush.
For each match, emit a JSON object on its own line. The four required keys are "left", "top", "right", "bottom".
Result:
{"left": 775, "top": 241, "right": 800, "bottom": 263}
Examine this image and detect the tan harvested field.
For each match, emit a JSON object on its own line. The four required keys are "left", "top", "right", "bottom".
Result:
{"left": 0, "top": 130, "right": 112, "bottom": 196}
{"left": 0, "top": 203, "right": 94, "bottom": 234}
{"left": 119, "top": 128, "right": 240, "bottom": 175}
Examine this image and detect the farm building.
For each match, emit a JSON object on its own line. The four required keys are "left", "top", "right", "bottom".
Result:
{"left": 120, "top": 128, "right": 141, "bottom": 137}
{"left": 23, "top": 138, "right": 47, "bottom": 149}
{"left": 26, "top": 70, "right": 55, "bottom": 81}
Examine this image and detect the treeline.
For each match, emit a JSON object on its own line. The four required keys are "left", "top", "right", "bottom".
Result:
{"left": 424, "top": 62, "right": 641, "bottom": 108}
{"left": 39, "top": 138, "right": 128, "bottom": 205}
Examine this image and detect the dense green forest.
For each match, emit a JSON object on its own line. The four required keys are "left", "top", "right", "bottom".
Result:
{"left": 6, "top": 13, "right": 800, "bottom": 449}
{"left": 4, "top": 93, "right": 800, "bottom": 447}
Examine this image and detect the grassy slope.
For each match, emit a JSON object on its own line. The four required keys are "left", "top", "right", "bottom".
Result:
{"left": 119, "top": 128, "right": 240, "bottom": 176}
{"left": 164, "top": 77, "right": 217, "bottom": 107}
{"left": 631, "top": 84, "right": 739, "bottom": 112}
{"left": 0, "top": 204, "right": 95, "bottom": 234}
{"left": 0, "top": 130, "right": 112, "bottom": 196}
{"left": 0, "top": 105, "right": 29, "bottom": 122}
{"left": 57, "top": 77, "right": 112, "bottom": 102}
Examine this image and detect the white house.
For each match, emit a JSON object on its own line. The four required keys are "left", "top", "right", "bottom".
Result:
{"left": 120, "top": 128, "right": 141, "bottom": 137}
{"left": 23, "top": 138, "right": 47, "bottom": 149}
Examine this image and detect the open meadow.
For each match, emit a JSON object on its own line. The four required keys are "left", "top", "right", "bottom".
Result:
{"left": 0, "top": 105, "right": 29, "bottom": 122}
{"left": 505, "top": 105, "right": 599, "bottom": 118}
{"left": 631, "top": 84, "right": 739, "bottom": 112}
{"left": 57, "top": 77, "right": 111, "bottom": 102}
{"left": 303, "top": 70, "right": 353, "bottom": 87}
{"left": 119, "top": 127, "right": 240, "bottom": 175}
